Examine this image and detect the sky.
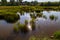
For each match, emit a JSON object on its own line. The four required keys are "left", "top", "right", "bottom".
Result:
{"left": 0, "top": 0, "right": 59, "bottom": 2}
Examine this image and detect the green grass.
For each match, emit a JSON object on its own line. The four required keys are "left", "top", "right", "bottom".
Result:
{"left": 0, "top": 6, "right": 59, "bottom": 14}
{"left": 13, "top": 25, "right": 19, "bottom": 33}
{"left": 54, "top": 31, "right": 60, "bottom": 39}
{"left": 30, "top": 19, "right": 35, "bottom": 30}
{"left": 0, "top": 13, "right": 20, "bottom": 23}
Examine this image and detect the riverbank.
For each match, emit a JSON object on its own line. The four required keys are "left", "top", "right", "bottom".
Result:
{"left": 0, "top": 6, "right": 60, "bottom": 14}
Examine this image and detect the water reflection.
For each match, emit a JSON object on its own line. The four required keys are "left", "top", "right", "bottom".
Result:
{"left": 0, "top": 11, "right": 60, "bottom": 40}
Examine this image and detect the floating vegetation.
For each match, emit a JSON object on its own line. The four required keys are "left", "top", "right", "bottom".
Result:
{"left": 49, "top": 15, "right": 58, "bottom": 21}
{"left": 25, "top": 20, "right": 28, "bottom": 25}
{"left": 36, "top": 13, "right": 43, "bottom": 17}
{"left": 13, "top": 25, "right": 19, "bottom": 33}
{"left": 54, "top": 31, "right": 60, "bottom": 39}
{"left": 30, "top": 19, "right": 35, "bottom": 30}
{"left": 18, "top": 24, "right": 28, "bottom": 33}
{"left": 43, "top": 15, "right": 47, "bottom": 19}
{"left": 0, "top": 13, "right": 20, "bottom": 23}
{"left": 49, "top": 15, "right": 55, "bottom": 20}
{"left": 30, "top": 13, "right": 37, "bottom": 19}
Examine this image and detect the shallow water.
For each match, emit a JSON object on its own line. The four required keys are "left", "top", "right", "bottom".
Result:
{"left": 0, "top": 11, "right": 60, "bottom": 40}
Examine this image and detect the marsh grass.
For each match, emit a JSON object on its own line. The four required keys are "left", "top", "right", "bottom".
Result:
{"left": 49, "top": 15, "right": 58, "bottom": 21}
{"left": 30, "top": 13, "right": 37, "bottom": 19}
{"left": 54, "top": 31, "right": 60, "bottom": 40}
{"left": 0, "top": 13, "right": 20, "bottom": 23}
{"left": 36, "top": 13, "right": 43, "bottom": 17}
{"left": 43, "top": 15, "right": 47, "bottom": 19}
{"left": 30, "top": 19, "right": 35, "bottom": 30}
{"left": 18, "top": 23, "right": 29, "bottom": 33}
{"left": 13, "top": 25, "right": 19, "bottom": 33}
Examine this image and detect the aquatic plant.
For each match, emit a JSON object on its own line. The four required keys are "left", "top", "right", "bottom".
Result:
{"left": 13, "top": 25, "right": 19, "bottom": 33}
{"left": 43, "top": 15, "right": 47, "bottom": 19}
{"left": 25, "top": 20, "right": 28, "bottom": 25}
{"left": 30, "top": 13, "right": 36, "bottom": 19}
{"left": 49, "top": 15, "right": 58, "bottom": 21}
{"left": 4, "top": 14, "right": 20, "bottom": 23}
{"left": 54, "top": 31, "right": 60, "bottom": 39}
{"left": 30, "top": 19, "right": 35, "bottom": 30}
{"left": 49, "top": 15, "right": 55, "bottom": 20}
{"left": 36, "top": 13, "right": 43, "bottom": 17}
{"left": 18, "top": 23, "right": 28, "bottom": 33}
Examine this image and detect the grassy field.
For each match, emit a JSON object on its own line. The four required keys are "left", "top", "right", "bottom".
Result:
{"left": 0, "top": 6, "right": 60, "bottom": 14}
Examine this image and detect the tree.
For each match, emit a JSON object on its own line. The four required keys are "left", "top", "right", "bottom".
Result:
{"left": 1, "top": 0, "right": 7, "bottom": 6}
{"left": 10, "top": 0, "right": 15, "bottom": 6}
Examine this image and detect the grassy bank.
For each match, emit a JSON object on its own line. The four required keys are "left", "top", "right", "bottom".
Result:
{"left": 0, "top": 6, "right": 60, "bottom": 14}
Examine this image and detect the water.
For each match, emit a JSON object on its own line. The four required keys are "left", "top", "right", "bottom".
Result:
{"left": 0, "top": 11, "right": 60, "bottom": 40}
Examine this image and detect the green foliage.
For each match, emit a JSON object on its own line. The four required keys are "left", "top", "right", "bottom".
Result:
{"left": 25, "top": 20, "right": 28, "bottom": 25}
{"left": 13, "top": 25, "right": 19, "bottom": 33}
{"left": 30, "top": 13, "right": 36, "bottom": 19}
{"left": 54, "top": 31, "right": 60, "bottom": 39}
{"left": 18, "top": 23, "right": 28, "bottom": 33}
{"left": 0, "top": 13, "right": 20, "bottom": 23}
{"left": 49, "top": 15, "right": 55, "bottom": 20}
{"left": 36, "top": 13, "right": 43, "bottom": 17}
{"left": 49, "top": 15, "right": 58, "bottom": 21}
{"left": 43, "top": 15, "right": 47, "bottom": 19}
{"left": 30, "top": 19, "right": 35, "bottom": 30}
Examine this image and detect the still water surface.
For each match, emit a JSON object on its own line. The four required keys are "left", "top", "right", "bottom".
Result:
{"left": 0, "top": 11, "right": 60, "bottom": 40}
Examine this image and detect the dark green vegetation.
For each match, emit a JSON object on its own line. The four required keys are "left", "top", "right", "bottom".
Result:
{"left": 49, "top": 15, "right": 58, "bottom": 20}
{"left": 13, "top": 20, "right": 29, "bottom": 33}
{"left": 0, "top": 0, "right": 60, "bottom": 6}
{"left": 30, "top": 19, "right": 35, "bottom": 30}
{"left": 54, "top": 31, "right": 60, "bottom": 40}
{"left": 0, "top": 6, "right": 60, "bottom": 14}
{"left": 0, "top": 13, "right": 20, "bottom": 23}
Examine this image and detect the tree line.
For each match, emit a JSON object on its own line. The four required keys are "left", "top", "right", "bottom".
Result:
{"left": 0, "top": 0, "right": 60, "bottom": 6}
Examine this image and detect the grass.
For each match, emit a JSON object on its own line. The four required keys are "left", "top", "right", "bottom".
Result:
{"left": 43, "top": 15, "right": 47, "bottom": 19}
{"left": 0, "top": 13, "right": 20, "bottom": 23}
{"left": 0, "top": 6, "right": 60, "bottom": 14}
{"left": 54, "top": 31, "right": 60, "bottom": 39}
{"left": 13, "top": 25, "right": 19, "bottom": 33}
{"left": 36, "top": 13, "right": 43, "bottom": 17}
{"left": 18, "top": 24, "right": 28, "bottom": 33}
{"left": 25, "top": 20, "right": 28, "bottom": 25}
{"left": 29, "top": 36, "right": 58, "bottom": 40}
{"left": 30, "top": 19, "right": 35, "bottom": 30}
